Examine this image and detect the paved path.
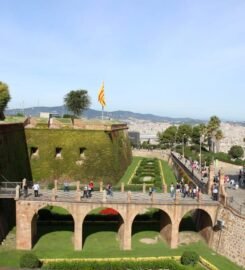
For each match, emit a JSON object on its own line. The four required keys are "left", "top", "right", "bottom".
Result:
{"left": 17, "top": 190, "right": 217, "bottom": 206}
{"left": 225, "top": 184, "right": 245, "bottom": 215}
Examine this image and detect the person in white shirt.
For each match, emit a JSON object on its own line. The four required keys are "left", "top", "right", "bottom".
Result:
{"left": 33, "top": 183, "right": 40, "bottom": 197}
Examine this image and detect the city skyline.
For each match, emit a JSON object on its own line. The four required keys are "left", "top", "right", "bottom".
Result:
{"left": 1, "top": 1, "right": 245, "bottom": 121}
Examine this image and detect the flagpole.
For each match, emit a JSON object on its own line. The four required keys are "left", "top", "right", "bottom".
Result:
{"left": 102, "top": 106, "right": 104, "bottom": 121}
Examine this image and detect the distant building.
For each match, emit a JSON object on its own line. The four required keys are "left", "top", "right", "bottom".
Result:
{"left": 40, "top": 112, "right": 60, "bottom": 118}
{"left": 128, "top": 131, "right": 140, "bottom": 147}
{"left": 140, "top": 134, "right": 158, "bottom": 145}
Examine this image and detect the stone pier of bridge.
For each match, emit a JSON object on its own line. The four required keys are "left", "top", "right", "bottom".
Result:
{"left": 16, "top": 199, "right": 218, "bottom": 251}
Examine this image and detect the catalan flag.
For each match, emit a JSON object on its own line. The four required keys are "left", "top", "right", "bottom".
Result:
{"left": 98, "top": 82, "right": 106, "bottom": 107}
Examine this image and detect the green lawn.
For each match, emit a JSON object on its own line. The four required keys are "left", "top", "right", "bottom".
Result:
{"left": 117, "top": 156, "right": 142, "bottom": 186}
{"left": 161, "top": 160, "right": 177, "bottom": 192}
{"left": 0, "top": 225, "right": 243, "bottom": 270}
{"left": 118, "top": 157, "right": 178, "bottom": 192}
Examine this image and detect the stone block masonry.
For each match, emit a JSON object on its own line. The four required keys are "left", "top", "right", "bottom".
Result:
{"left": 211, "top": 206, "right": 245, "bottom": 268}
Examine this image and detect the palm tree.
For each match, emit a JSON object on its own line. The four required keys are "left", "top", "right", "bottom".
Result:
{"left": 215, "top": 129, "right": 224, "bottom": 153}
{"left": 207, "top": 116, "right": 221, "bottom": 152}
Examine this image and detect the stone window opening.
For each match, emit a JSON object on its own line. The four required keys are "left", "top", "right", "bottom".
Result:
{"left": 79, "top": 147, "right": 86, "bottom": 158}
{"left": 30, "top": 147, "right": 39, "bottom": 158}
{"left": 55, "top": 147, "right": 62, "bottom": 159}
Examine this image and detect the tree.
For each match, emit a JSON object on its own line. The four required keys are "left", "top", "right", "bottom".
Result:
{"left": 157, "top": 125, "right": 177, "bottom": 147}
{"left": 191, "top": 124, "right": 207, "bottom": 145}
{"left": 207, "top": 115, "right": 221, "bottom": 152}
{"left": 228, "top": 145, "right": 244, "bottom": 159}
{"left": 64, "top": 90, "right": 91, "bottom": 118}
{"left": 215, "top": 129, "right": 224, "bottom": 152}
{"left": 176, "top": 124, "right": 192, "bottom": 144}
{"left": 0, "top": 81, "right": 11, "bottom": 120}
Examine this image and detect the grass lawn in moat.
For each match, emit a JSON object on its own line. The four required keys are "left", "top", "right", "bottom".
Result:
{"left": 0, "top": 225, "right": 243, "bottom": 270}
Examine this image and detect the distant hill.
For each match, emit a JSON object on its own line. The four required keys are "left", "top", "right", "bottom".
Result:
{"left": 6, "top": 105, "right": 244, "bottom": 125}
{"left": 5, "top": 105, "right": 207, "bottom": 124}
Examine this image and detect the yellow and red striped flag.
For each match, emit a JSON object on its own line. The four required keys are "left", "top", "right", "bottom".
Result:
{"left": 98, "top": 81, "right": 106, "bottom": 107}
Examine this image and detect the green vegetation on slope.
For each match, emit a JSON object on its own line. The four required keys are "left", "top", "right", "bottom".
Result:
{"left": 25, "top": 128, "right": 132, "bottom": 183}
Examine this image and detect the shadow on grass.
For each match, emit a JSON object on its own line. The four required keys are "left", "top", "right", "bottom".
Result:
{"left": 82, "top": 222, "right": 118, "bottom": 247}
{"left": 34, "top": 223, "right": 74, "bottom": 247}
{"left": 132, "top": 222, "right": 159, "bottom": 236}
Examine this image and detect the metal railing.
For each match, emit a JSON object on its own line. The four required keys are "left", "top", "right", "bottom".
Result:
{"left": 171, "top": 152, "right": 207, "bottom": 193}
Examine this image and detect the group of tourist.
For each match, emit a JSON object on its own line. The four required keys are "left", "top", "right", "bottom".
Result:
{"left": 81, "top": 181, "right": 94, "bottom": 198}
{"left": 170, "top": 181, "right": 200, "bottom": 199}
{"left": 178, "top": 154, "right": 208, "bottom": 179}
{"left": 20, "top": 181, "right": 40, "bottom": 198}
{"left": 21, "top": 180, "right": 114, "bottom": 199}
{"left": 147, "top": 180, "right": 201, "bottom": 200}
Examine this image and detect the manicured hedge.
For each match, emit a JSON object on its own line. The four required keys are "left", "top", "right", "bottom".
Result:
{"left": 19, "top": 253, "right": 41, "bottom": 268}
{"left": 181, "top": 251, "right": 199, "bottom": 266}
{"left": 42, "top": 259, "right": 188, "bottom": 270}
{"left": 132, "top": 158, "right": 163, "bottom": 188}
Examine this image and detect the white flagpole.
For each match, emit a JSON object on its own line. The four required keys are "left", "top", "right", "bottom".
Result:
{"left": 102, "top": 106, "right": 104, "bottom": 121}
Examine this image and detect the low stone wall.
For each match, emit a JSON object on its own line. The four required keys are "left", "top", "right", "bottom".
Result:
{"left": 211, "top": 206, "right": 245, "bottom": 268}
{"left": 132, "top": 149, "right": 169, "bottom": 161}
{"left": 215, "top": 161, "right": 241, "bottom": 175}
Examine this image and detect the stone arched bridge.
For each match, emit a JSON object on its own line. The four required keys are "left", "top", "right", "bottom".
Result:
{"left": 16, "top": 189, "right": 219, "bottom": 251}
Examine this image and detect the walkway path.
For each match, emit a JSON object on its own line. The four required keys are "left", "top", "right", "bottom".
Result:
{"left": 19, "top": 190, "right": 216, "bottom": 205}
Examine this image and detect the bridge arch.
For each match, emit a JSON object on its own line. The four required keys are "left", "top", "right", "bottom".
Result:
{"left": 82, "top": 206, "right": 125, "bottom": 250}
{"left": 30, "top": 203, "right": 74, "bottom": 248}
{"left": 131, "top": 207, "right": 173, "bottom": 246}
{"left": 178, "top": 207, "right": 213, "bottom": 245}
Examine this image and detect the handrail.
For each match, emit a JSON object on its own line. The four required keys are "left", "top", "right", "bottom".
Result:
{"left": 171, "top": 152, "right": 207, "bottom": 193}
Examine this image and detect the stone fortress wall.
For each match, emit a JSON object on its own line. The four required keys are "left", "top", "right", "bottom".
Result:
{"left": 0, "top": 123, "right": 32, "bottom": 182}
{"left": 211, "top": 206, "right": 245, "bottom": 268}
{"left": 0, "top": 118, "right": 132, "bottom": 184}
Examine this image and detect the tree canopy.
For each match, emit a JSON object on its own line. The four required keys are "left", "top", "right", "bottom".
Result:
{"left": 176, "top": 124, "right": 192, "bottom": 144}
{"left": 157, "top": 125, "right": 177, "bottom": 146}
{"left": 0, "top": 81, "right": 11, "bottom": 120}
{"left": 64, "top": 90, "right": 91, "bottom": 117}
{"left": 228, "top": 145, "right": 244, "bottom": 159}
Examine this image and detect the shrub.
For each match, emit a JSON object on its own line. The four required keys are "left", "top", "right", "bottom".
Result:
{"left": 19, "top": 252, "right": 41, "bottom": 268}
{"left": 43, "top": 259, "right": 186, "bottom": 270}
{"left": 181, "top": 251, "right": 199, "bottom": 265}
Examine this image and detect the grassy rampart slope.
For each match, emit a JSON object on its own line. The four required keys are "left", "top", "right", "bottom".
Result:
{"left": 25, "top": 128, "right": 132, "bottom": 183}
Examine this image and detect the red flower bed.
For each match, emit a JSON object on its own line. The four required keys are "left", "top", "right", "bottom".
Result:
{"left": 100, "top": 208, "right": 119, "bottom": 215}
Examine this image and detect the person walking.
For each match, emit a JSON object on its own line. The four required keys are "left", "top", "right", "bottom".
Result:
{"left": 213, "top": 185, "right": 218, "bottom": 201}
{"left": 33, "top": 183, "right": 40, "bottom": 197}
{"left": 170, "top": 183, "right": 175, "bottom": 198}
{"left": 23, "top": 182, "right": 28, "bottom": 198}
{"left": 89, "top": 181, "right": 94, "bottom": 191}
{"left": 106, "top": 184, "right": 113, "bottom": 196}
{"left": 82, "top": 185, "right": 89, "bottom": 198}
{"left": 149, "top": 186, "right": 153, "bottom": 196}
{"left": 63, "top": 181, "right": 69, "bottom": 192}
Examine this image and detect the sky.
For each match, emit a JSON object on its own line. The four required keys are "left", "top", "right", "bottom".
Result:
{"left": 0, "top": 0, "right": 245, "bottom": 121}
